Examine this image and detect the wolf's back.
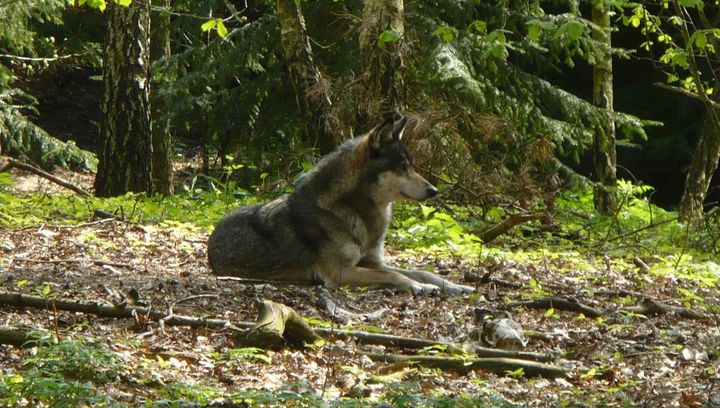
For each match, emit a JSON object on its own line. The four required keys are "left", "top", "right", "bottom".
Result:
{"left": 207, "top": 198, "right": 316, "bottom": 280}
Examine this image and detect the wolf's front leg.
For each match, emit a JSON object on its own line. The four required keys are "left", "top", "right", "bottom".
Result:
{"left": 383, "top": 266, "right": 475, "bottom": 294}
{"left": 317, "top": 265, "right": 441, "bottom": 295}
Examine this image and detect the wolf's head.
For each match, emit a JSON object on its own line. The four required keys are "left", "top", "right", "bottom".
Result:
{"left": 363, "top": 117, "right": 438, "bottom": 204}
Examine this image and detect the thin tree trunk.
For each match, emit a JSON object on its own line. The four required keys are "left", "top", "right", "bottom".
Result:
{"left": 276, "top": 0, "right": 342, "bottom": 153}
{"left": 95, "top": 0, "right": 153, "bottom": 197}
{"left": 591, "top": 1, "right": 617, "bottom": 214}
{"left": 150, "top": 0, "right": 173, "bottom": 195}
{"left": 358, "top": 0, "right": 405, "bottom": 124}
{"left": 679, "top": 107, "right": 720, "bottom": 222}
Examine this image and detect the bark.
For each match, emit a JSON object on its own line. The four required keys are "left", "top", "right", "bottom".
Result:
{"left": 150, "top": 0, "right": 173, "bottom": 195}
{"left": 95, "top": 0, "right": 153, "bottom": 197}
{"left": 276, "top": 0, "right": 342, "bottom": 153}
{"left": 591, "top": 0, "right": 618, "bottom": 214}
{"left": 358, "top": 0, "right": 405, "bottom": 124}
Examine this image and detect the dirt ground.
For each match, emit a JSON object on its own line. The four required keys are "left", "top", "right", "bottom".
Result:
{"left": 1, "top": 168, "right": 718, "bottom": 407}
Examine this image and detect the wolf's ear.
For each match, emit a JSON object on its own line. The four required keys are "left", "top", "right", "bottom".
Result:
{"left": 393, "top": 117, "right": 408, "bottom": 141}
{"left": 369, "top": 118, "right": 395, "bottom": 151}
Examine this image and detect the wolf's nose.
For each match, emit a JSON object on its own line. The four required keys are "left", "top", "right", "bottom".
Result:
{"left": 426, "top": 186, "right": 439, "bottom": 198}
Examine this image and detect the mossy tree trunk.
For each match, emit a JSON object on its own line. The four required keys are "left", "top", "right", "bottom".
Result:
{"left": 95, "top": 0, "right": 153, "bottom": 197}
{"left": 150, "top": 0, "right": 173, "bottom": 195}
{"left": 358, "top": 0, "right": 405, "bottom": 124}
{"left": 276, "top": 0, "right": 342, "bottom": 153}
{"left": 591, "top": 0, "right": 617, "bottom": 214}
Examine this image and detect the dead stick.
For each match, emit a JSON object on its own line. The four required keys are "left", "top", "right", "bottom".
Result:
{"left": 622, "top": 298, "right": 705, "bottom": 320}
{"left": 1, "top": 158, "right": 91, "bottom": 196}
{"left": 475, "top": 213, "right": 542, "bottom": 243}
{"left": 360, "top": 352, "right": 567, "bottom": 378}
{"left": 506, "top": 297, "right": 603, "bottom": 318}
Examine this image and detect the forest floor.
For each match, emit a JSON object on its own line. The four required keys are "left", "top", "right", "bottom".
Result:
{"left": 1, "top": 165, "right": 719, "bottom": 407}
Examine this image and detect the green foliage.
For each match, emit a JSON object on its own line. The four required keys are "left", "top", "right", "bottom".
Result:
{"left": 0, "top": 89, "right": 97, "bottom": 170}
{"left": 0, "top": 186, "right": 258, "bottom": 229}
{"left": 0, "top": 337, "right": 125, "bottom": 407}
{"left": 615, "top": 0, "right": 719, "bottom": 97}
{"left": 0, "top": 1, "right": 98, "bottom": 170}
{"left": 390, "top": 203, "right": 482, "bottom": 255}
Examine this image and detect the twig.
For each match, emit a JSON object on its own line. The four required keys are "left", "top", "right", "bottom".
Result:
{"left": 1, "top": 158, "right": 91, "bottom": 196}
{"left": 315, "top": 287, "right": 388, "bottom": 323}
{"left": 653, "top": 82, "right": 720, "bottom": 109}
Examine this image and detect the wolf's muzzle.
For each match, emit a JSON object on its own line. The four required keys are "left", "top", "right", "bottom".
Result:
{"left": 426, "top": 185, "right": 439, "bottom": 198}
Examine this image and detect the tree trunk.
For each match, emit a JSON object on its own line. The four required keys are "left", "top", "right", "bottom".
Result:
{"left": 679, "top": 105, "right": 720, "bottom": 222}
{"left": 358, "top": 0, "right": 405, "bottom": 124}
{"left": 95, "top": 0, "right": 153, "bottom": 197}
{"left": 150, "top": 0, "right": 174, "bottom": 195}
{"left": 276, "top": 0, "right": 342, "bottom": 153}
{"left": 591, "top": 1, "right": 617, "bottom": 214}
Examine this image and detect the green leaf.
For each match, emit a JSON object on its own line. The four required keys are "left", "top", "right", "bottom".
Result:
{"left": 528, "top": 24, "right": 541, "bottom": 42}
{"left": 695, "top": 32, "right": 707, "bottom": 48}
{"left": 377, "top": 30, "right": 401, "bottom": 48}
{"left": 470, "top": 20, "right": 487, "bottom": 33}
{"left": 432, "top": 26, "right": 456, "bottom": 43}
{"left": 115, "top": 0, "right": 132, "bottom": 6}
{"left": 544, "top": 308, "right": 555, "bottom": 318}
{"left": 216, "top": 20, "right": 228, "bottom": 37}
{"left": 201, "top": 19, "right": 217, "bottom": 32}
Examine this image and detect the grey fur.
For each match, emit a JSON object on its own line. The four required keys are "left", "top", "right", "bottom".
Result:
{"left": 208, "top": 117, "right": 474, "bottom": 294}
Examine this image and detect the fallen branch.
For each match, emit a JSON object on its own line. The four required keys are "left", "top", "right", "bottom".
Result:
{"left": 0, "top": 291, "right": 241, "bottom": 330}
{"left": 360, "top": 351, "right": 567, "bottom": 378}
{"left": 0, "top": 291, "right": 557, "bottom": 361}
{"left": 476, "top": 213, "right": 542, "bottom": 243}
{"left": 622, "top": 298, "right": 706, "bottom": 320}
{"left": 327, "top": 330, "right": 554, "bottom": 362}
{"left": 506, "top": 296, "right": 603, "bottom": 318}
{"left": 236, "top": 300, "right": 321, "bottom": 348}
{"left": 0, "top": 158, "right": 91, "bottom": 196}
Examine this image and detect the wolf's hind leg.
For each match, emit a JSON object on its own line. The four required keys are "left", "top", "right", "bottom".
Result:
{"left": 382, "top": 266, "right": 475, "bottom": 294}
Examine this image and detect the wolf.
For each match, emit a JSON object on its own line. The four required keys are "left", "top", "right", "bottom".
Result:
{"left": 208, "top": 117, "right": 474, "bottom": 294}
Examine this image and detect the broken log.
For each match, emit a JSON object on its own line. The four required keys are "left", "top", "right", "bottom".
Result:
{"left": 361, "top": 351, "right": 567, "bottom": 378}
{"left": 236, "top": 300, "right": 321, "bottom": 348}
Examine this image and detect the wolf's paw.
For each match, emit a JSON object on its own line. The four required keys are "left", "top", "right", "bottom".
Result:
{"left": 410, "top": 282, "right": 441, "bottom": 295}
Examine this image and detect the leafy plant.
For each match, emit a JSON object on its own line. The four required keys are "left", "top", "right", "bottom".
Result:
{"left": 0, "top": 337, "right": 125, "bottom": 407}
